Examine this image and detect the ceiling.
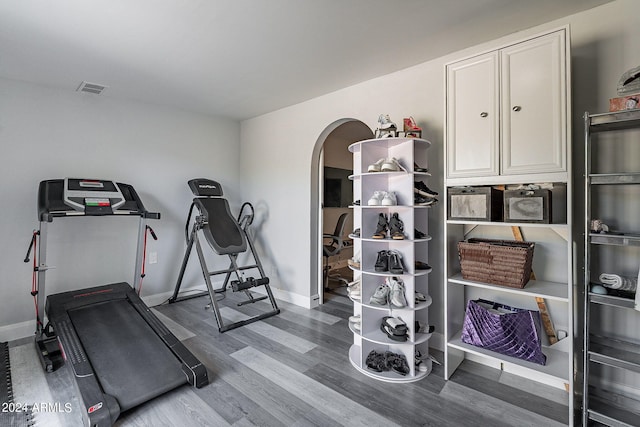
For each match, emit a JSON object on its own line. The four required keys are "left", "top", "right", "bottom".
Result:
{"left": 0, "top": 0, "right": 612, "bottom": 120}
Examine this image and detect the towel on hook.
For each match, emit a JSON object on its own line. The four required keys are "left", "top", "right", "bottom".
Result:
{"left": 598, "top": 273, "right": 637, "bottom": 292}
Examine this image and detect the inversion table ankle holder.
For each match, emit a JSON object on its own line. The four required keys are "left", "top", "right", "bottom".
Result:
{"left": 169, "top": 179, "right": 280, "bottom": 332}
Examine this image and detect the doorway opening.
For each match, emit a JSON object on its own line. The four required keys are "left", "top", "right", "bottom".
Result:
{"left": 310, "top": 119, "right": 373, "bottom": 306}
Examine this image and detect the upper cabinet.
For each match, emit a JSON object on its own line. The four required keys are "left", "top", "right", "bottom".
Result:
{"left": 446, "top": 29, "right": 568, "bottom": 185}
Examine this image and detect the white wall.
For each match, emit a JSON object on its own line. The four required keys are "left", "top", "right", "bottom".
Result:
{"left": 0, "top": 78, "right": 240, "bottom": 339}
{"left": 239, "top": 0, "right": 640, "bottom": 330}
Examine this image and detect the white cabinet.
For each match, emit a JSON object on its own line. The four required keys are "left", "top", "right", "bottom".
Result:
{"left": 348, "top": 137, "right": 434, "bottom": 383}
{"left": 444, "top": 26, "right": 575, "bottom": 425}
{"left": 446, "top": 29, "right": 568, "bottom": 184}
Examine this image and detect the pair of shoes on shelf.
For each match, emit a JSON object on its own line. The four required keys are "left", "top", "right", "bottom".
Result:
{"left": 403, "top": 117, "right": 422, "bottom": 138}
{"left": 414, "top": 163, "right": 428, "bottom": 173}
{"left": 372, "top": 213, "right": 405, "bottom": 240}
{"left": 380, "top": 316, "right": 409, "bottom": 342}
{"left": 368, "top": 190, "right": 397, "bottom": 206}
{"left": 349, "top": 314, "right": 361, "bottom": 331}
{"left": 415, "top": 350, "right": 430, "bottom": 373}
{"left": 369, "top": 277, "right": 407, "bottom": 308}
{"left": 374, "top": 249, "right": 404, "bottom": 274}
{"left": 415, "top": 291, "right": 430, "bottom": 304}
{"left": 375, "top": 115, "right": 398, "bottom": 138}
{"left": 367, "top": 157, "right": 406, "bottom": 173}
{"left": 414, "top": 181, "right": 438, "bottom": 198}
{"left": 366, "top": 350, "right": 410, "bottom": 376}
{"left": 350, "top": 228, "right": 360, "bottom": 238}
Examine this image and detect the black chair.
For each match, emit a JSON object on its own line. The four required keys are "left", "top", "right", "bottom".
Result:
{"left": 323, "top": 212, "right": 350, "bottom": 290}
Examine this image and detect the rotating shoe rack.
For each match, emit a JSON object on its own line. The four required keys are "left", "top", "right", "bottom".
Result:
{"left": 348, "top": 136, "right": 434, "bottom": 382}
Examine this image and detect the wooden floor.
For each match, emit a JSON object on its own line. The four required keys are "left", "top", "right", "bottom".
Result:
{"left": 9, "top": 286, "right": 570, "bottom": 426}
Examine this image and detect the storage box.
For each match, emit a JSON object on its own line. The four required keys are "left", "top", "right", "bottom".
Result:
{"left": 448, "top": 187, "right": 503, "bottom": 221}
{"left": 458, "top": 238, "right": 535, "bottom": 288}
{"left": 504, "top": 189, "right": 550, "bottom": 223}
{"left": 609, "top": 93, "right": 640, "bottom": 112}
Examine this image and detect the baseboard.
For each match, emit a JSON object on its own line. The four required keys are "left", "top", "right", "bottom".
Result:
{"left": 0, "top": 320, "right": 35, "bottom": 343}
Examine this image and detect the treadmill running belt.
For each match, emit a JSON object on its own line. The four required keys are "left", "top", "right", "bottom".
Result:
{"left": 68, "top": 299, "right": 186, "bottom": 411}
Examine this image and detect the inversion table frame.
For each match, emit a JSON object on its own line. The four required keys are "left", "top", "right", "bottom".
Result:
{"left": 169, "top": 179, "right": 280, "bottom": 332}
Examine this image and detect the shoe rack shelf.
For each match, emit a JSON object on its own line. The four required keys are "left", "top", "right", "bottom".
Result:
{"left": 348, "top": 136, "right": 434, "bottom": 383}
{"left": 583, "top": 109, "right": 640, "bottom": 426}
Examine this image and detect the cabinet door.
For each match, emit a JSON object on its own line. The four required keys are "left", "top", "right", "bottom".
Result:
{"left": 446, "top": 52, "right": 499, "bottom": 178}
{"left": 501, "top": 31, "right": 567, "bottom": 175}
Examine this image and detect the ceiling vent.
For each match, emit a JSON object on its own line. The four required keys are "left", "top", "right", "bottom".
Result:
{"left": 77, "top": 81, "right": 108, "bottom": 95}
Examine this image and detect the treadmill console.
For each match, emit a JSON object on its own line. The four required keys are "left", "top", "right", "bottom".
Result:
{"left": 63, "top": 178, "right": 125, "bottom": 214}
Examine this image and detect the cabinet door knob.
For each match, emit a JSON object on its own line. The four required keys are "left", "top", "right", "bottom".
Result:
{"left": 480, "top": 112, "right": 488, "bottom": 118}
{"left": 512, "top": 105, "right": 522, "bottom": 112}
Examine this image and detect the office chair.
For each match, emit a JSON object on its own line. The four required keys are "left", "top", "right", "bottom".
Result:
{"left": 323, "top": 212, "right": 350, "bottom": 291}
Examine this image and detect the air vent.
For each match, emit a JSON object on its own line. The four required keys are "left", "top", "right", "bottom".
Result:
{"left": 77, "top": 81, "right": 107, "bottom": 95}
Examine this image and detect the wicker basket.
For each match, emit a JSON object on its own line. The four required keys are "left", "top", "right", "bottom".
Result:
{"left": 457, "top": 238, "right": 535, "bottom": 288}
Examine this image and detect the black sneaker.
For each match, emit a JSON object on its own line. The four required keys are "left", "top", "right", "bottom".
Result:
{"left": 375, "top": 250, "right": 389, "bottom": 272}
{"left": 414, "top": 181, "right": 438, "bottom": 198}
{"left": 389, "top": 213, "right": 405, "bottom": 240}
{"left": 415, "top": 194, "right": 438, "bottom": 206}
{"left": 414, "top": 228, "right": 427, "bottom": 239}
{"left": 372, "top": 213, "right": 388, "bottom": 239}
{"left": 415, "top": 261, "right": 432, "bottom": 271}
{"left": 353, "top": 200, "right": 361, "bottom": 206}
{"left": 388, "top": 250, "right": 404, "bottom": 274}
{"left": 351, "top": 228, "right": 360, "bottom": 238}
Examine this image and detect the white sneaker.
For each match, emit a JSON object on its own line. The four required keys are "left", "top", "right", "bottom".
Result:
{"left": 381, "top": 157, "right": 406, "bottom": 172}
{"left": 368, "top": 190, "right": 385, "bottom": 206}
{"left": 367, "top": 158, "right": 386, "bottom": 173}
{"left": 381, "top": 191, "right": 397, "bottom": 206}
{"left": 348, "top": 251, "right": 360, "bottom": 269}
{"left": 377, "top": 114, "right": 396, "bottom": 130}
{"left": 389, "top": 277, "right": 407, "bottom": 308}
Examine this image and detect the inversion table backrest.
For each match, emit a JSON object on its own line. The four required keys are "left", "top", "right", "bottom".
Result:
{"left": 195, "top": 198, "right": 247, "bottom": 255}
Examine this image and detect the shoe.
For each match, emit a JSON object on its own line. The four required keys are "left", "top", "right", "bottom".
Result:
{"left": 415, "top": 350, "right": 429, "bottom": 373}
{"left": 414, "top": 181, "right": 438, "bottom": 198}
{"left": 349, "top": 315, "right": 361, "bottom": 332}
{"left": 388, "top": 250, "right": 404, "bottom": 274}
{"left": 367, "top": 158, "right": 386, "bottom": 173}
{"left": 415, "top": 291, "right": 427, "bottom": 303}
{"left": 414, "top": 194, "right": 438, "bottom": 206}
{"left": 415, "top": 321, "right": 435, "bottom": 334}
{"left": 350, "top": 228, "right": 360, "bottom": 238}
{"left": 372, "top": 213, "right": 388, "bottom": 239}
{"left": 389, "top": 213, "right": 405, "bottom": 240}
{"left": 415, "top": 261, "right": 432, "bottom": 271}
{"left": 414, "top": 228, "right": 427, "bottom": 239}
{"left": 380, "top": 316, "right": 408, "bottom": 342}
{"left": 369, "top": 282, "right": 390, "bottom": 306}
{"left": 353, "top": 200, "right": 360, "bottom": 206}
{"left": 375, "top": 250, "right": 389, "bottom": 272}
{"left": 348, "top": 252, "right": 360, "bottom": 269}
{"left": 385, "top": 351, "right": 410, "bottom": 376}
{"left": 381, "top": 157, "right": 406, "bottom": 172}
{"left": 381, "top": 191, "right": 397, "bottom": 206}
{"left": 377, "top": 114, "right": 396, "bottom": 130}
{"left": 347, "top": 277, "right": 360, "bottom": 291}
{"left": 403, "top": 117, "right": 422, "bottom": 138}
{"left": 414, "top": 163, "right": 428, "bottom": 173}
{"left": 367, "top": 190, "right": 385, "bottom": 206}
{"left": 389, "top": 277, "right": 407, "bottom": 308}
{"left": 366, "top": 350, "right": 387, "bottom": 372}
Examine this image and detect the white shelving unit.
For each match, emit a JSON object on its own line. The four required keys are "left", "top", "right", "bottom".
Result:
{"left": 583, "top": 109, "right": 640, "bottom": 426}
{"left": 444, "top": 26, "right": 575, "bottom": 424}
{"left": 348, "top": 136, "right": 434, "bottom": 383}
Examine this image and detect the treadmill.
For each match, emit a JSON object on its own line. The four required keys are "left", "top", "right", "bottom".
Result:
{"left": 31, "top": 179, "right": 208, "bottom": 427}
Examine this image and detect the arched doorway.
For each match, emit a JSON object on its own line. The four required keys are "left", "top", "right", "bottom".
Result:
{"left": 310, "top": 119, "right": 373, "bottom": 305}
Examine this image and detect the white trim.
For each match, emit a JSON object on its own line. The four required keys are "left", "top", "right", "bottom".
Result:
{"left": 0, "top": 320, "right": 35, "bottom": 342}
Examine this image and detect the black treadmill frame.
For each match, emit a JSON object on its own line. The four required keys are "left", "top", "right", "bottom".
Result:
{"left": 33, "top": 179, "right": 208, "bottom": 427}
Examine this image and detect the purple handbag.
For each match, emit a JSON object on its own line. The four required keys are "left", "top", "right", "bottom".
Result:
{"left": 461, "top": 299, "right": 546, "bottom": 365}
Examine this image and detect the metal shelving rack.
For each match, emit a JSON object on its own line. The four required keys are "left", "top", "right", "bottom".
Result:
{"left": 583, "top": 109, "right": 640, "bottom": 426}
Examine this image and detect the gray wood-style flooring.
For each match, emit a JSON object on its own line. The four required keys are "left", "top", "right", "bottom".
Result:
{"left": 9, "top": 287, "right": 570, "bottom": 426}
